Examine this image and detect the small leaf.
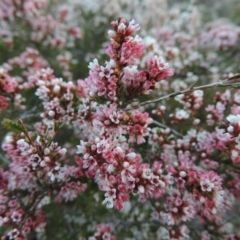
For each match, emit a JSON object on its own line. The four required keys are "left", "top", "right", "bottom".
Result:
{"left": 1, "top": 118, "right": 25, "bottom": 133}
{"left": 54, "top": 121, "right": 64, "bottom": 131}
{"left": 231, "top": 83, "right": 240, "bottom": 88}
{"left": 30, "top": 132, "right": 38, "bottom": 141}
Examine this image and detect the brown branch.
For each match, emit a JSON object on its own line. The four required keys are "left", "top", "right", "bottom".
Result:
{"left": 151, "top": 120, "right": 183, "bottom": 137}
{"left": 127, "top": 75, "right": 240, "bottom": 111}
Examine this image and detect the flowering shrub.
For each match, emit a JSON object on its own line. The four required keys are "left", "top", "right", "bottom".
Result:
{"left": 0, "top": 0, "right": 240, "bottom": 239}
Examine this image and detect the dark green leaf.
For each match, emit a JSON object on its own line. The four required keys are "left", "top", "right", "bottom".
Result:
{"left": 1, "top": 118, "right": 25, "bottom": 133}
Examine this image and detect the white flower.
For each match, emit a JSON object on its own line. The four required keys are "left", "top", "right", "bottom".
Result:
{"left": 102, "top": 197, "right": 114, "bottom": 209}
{"left": 88, "top": 58, "right": 99, "bottom": 70}
{"left": 193, "top": 90, "right": 203, "bottom": 97}
{"left": 142, "top": 168, "right": 152, "bottom": 179}
{"left": 76, "top": 140, "right": 85, "bottom": 154}
{"left": 107, "top": 164, "right": 115, "bottom": 173}
{"left": 175, "top": 109, "right": 190, "bottom": 120}
{"left": 227, "top": 114, "right": 240, "bottom": 124}
{"left": 200, "top": 179, "right": 215, "bottom": 192}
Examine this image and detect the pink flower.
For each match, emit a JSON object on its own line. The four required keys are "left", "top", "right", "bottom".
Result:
{"left": 200, "top": 171, "right": 222, "bottom": 192}
{"left": 120, "top": 36, "right": 145, "bottom": 65}
{"left": 11, "top": 209, "right": 24, "bottom": 223}
{"left": 146, "top": 55, "right": 174, "bottom": 80}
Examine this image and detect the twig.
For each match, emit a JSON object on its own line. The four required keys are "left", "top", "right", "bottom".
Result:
{"left": 151, "top": 120, "right": 183, "bottom": 137}
{"left": 140, "top": 81, "right": 229, "bottom": 107}
{"left": 19, "top": 194, "right": 45, "bottom": 229}
{"left": 127, "top": 75, "right": 240, "bottom": 110}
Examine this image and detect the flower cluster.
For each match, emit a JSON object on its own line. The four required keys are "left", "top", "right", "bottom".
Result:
{"left": 0, "top": 1, "right": 240, "bottom": 239}
{"left": 217, "top": 114, "right": 240, "bottom": 163}
{"left": 77, "top": 137, "right": 165, "bottom": 210}
{"left": 0, "top": 120, "right": 86, "bottom": 238}
{"left": 0, "top": 167, "right": 46, "bottom": 240}
{"left": 86, "top": 223, "right": 116, "bottom": 240}
{"left": 0, "top": 68, "right": 19, "bottom": 113}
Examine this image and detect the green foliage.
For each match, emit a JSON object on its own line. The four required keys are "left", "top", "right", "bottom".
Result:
{"left": 1, "top": 118, "right": 26, "bottom": 134}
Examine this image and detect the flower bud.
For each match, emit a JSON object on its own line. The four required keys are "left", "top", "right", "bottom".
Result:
{"left": 138, "top": 185, "right": 145, "bottom": 194}
{"left": 179, "top": 171, "right": 187, "bottom": 178}
{"left": 108, "top": 30, "right": 115, "bottom": 38}
{"left": 44, "top": 148, "right": 50, "bottom": 155}
{"left": 123, "top": 161, "right": 129, "bottom": 168}
{"left": 48, "top": 110, "right": 55, "bottom": 117}
{"left": 126, "top": 152, "right": 136, "bottom": 161}
{"left": 53, "top": 85, "right": 61, "bottom": 93}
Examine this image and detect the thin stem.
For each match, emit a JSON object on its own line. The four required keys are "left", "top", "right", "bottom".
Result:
{"left": 140, "top": 81, "right": 221, "bottom": 107}
{"left": 127, "top": 75, "right": 240, "bottom": 111}
{"left": 19, "top": 194, "right": 45, "bottom": 229}
{"left": 151, "top": 120, "right": 183, "bottom": 137}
